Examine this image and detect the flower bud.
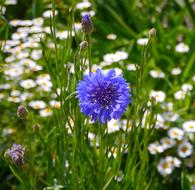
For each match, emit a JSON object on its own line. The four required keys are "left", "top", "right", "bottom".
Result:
{"left": 4, "top": 144, "right": 25, "bottom": 166}
{"left": 149, "top": 28, "right": 157, "bottom": 37}
{"left": 80, "top": 41, "right": 88, "bottom": 50}
{"left": 17, "top": 105, "right": 28, "bottom": 120}
{"left": 81, "top": 15, "right": 93, "bottom": 34}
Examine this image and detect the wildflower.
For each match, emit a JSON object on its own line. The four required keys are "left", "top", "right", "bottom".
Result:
{"left": 107, "top": 119, "right": 121, "bottom": 133}
{"left": 149, "top": 70, "right": 165, "bottom": 78}
{"left": 171, "top": 68, "right": 181, "bottom": 75}
{"left": 160, "top": 137, "right": 176, "bottom": 150}
{"left": 157, "top": 157, "right": 174, "bottom": 176}
{"left": 148, "top": 142, "right": 164, "bottom": 155}
{"left": 168, "top": 127, "right": 184, "bottom": 140}
{"left": 137, "top": 38, "right": 149, "bottom": 46}
{"left": 106, "top": 33, "right": 117, "bottom": 40}
{"left": 39, "top": 108, "right": 53, "bottom": 117}
{"left": 175, "top": 43, "right": 189, "bottom": 53}
{"left": 149, "top": 28, "right": 157, "bottom": 37}
{"left": 20, "top": 79, "right": 36, "bottom": 89}
{"left": 76, "top": 1, "right": 91, "bottom": 10}
{"left": 162, "top": 112, "right": 179, "bottom": 122}
{"left": 178, "top": 141, "right": 193, "bottom": 158}
{"left": 4, "top": 144, "right": 25, "bottom": 166}
{"left": 150, "top": 90, "right": 166, "bottom": 103}
{"left": 183, "top": 120, "right": 195, "bottom": 133}
{"left": 29, "top": 100, "right": 46, "bottom": 110}
{"left": 181, "top": 83, "right": 193, "bottom": 92}
{"left": 17, "top": 105, "right": 28, "bottom": 120}
{"left": 77, "top": 69, "right": 131, "bottom": 124}
{"left": 174, "top": 90, "right": 186, "bottom": 100}
{"left": 81, "top": 14, "right": 93, "bottom": 34}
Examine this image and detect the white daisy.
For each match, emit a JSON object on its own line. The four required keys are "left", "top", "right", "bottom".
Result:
{"left": 148, "top": 142, "right": 164, "bottom": 155}
{"left": 20, "top": 79, "right": 36, "bottom": 89}
{"left": 39, "top": 108, "right": 53, "bottom": 117}
{"left": 150, "top": 90, "right": 166, "bottom": 103}
{"left": 149, "top": 70, "right": 165, "bottom": 78}
{"left": 183, "top": 120, "right": 195, "bottom": 133}
{"left": 29, "top": 100, "right": 46, "bottom": 110}
{"left": 171, "top": 68, "right": 182, "bottom": 75}
{"left": 107, "top": 119, "right": 121, "bottom": 133}
{"left": 178, "top": 141, "right": 193, "bottom": 158}
{"left": 157, "top": 157, "right": 174, "bottom": 176}
{"left": 168, "top": 127, "right": 184, "bottom": 140}
{"left": 175, "top": 43, "right": 189, "bottom": 53}
{"left": 106, "top": 33, "right": 117, "bottom": 40}
{"left": 137, "top": 38, "right": 149, "bottom": 46}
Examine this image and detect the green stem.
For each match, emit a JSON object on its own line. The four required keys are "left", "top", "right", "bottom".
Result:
{"left": 86, "top": 34, "right": 92, "bottom": 73}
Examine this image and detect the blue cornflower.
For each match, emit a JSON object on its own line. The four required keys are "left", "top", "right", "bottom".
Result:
{"left": 81, "top": 14, "right": 93, "bottom": 34}
{"left": 77, "top": 69, "right": 131, "bottom": 124}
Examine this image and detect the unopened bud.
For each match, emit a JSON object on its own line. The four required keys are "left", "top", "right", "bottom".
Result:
{"left": 81, "top": 15, "right": 93, "bottom": 34}
{"left": 33, "top": 123, "right": 40, "bottom": 131}
{"left": 80, "top": 41, "right": 88, "bottom": 50}
{"left": 149, "top": 28, "right": 157, "bottom": 37}
{"left": 4, "top": 144, "right": 25, "bottom": 166}
{"left": 17, "top": 105, "right": 28, "bottom": 120}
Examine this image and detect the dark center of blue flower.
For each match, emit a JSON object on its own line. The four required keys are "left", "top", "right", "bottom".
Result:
{"left": 91, "top": 83, "right": 116, "bottom": 108}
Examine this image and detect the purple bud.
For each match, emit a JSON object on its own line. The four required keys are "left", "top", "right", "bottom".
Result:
{"left": 17, "top": 105, "right": 28, "bottom": 120}
{"left": 81, "top": 15, "right": 93, "bottom": 34}
{"left": 5, "top": 144, "right": 25, "bottom": 166}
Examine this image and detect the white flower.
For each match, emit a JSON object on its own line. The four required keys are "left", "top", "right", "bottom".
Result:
{"left": 106, "top": 33, "right": 117, "bottom": 40}
{"left": 149, "top": 70, "right": 165, "bottom": 78}
{"left": 162, "top": 112, "right": 179, "bottom": 122}
{"left": 29, "top": 100, "right": 46, "bottom": 110}
{"left": 107, "top": 119, "right": 121, "bottom": 133}
{"left": 11, "top": 32, "right": 28, "bottom": 40}
{"left": 7, "top": 96, "right": 21, "bottom": 103}
{"left": 174, "top": 90, "right": 186, "bottom": 100}
{"left": 32, "top": 17, "right": 44, "bottom": 26}
{"left": 150, "top": 90, "right": 166, "bottom": 103}
{"left": 160, "top": 137, "right": 176, "bottom": 150}
{"left": 39, "top": 108, "right": 53, "bottom": 117}
{"left": 155, "top": 114, "right": 168, "bottom": 129}
{"left": 114, "top": 170, "right": 124, "bottom": 182}
{"left": 181, "top": 83, "right": 193, "bottom": 92}
{"left": 168, "top": 127, "right": 184, "bottom": 140}
{"left": 11, "top": 90, "right": 21, "bottom": 96}
{"left": 121, "top": 119, "right": 132, "bottom": 132}
{"left": 157, "top": 157, "right": 174, "bottom": 176}
{"left": 81, "top": 10, "right": 96, "bottom": 17}
{"left": 183, "top": 120, "right": 195, "bottom": 133}
{"left": 171, "top": 68, "right": 182, "bottom": 75}
{"left": 31, "top": 49, "right": 42, "bottom": 60}
{"left": 20, "top": 92, "right": 34, "bottom": 101}
{"left": 148, "top": 142, "right": 164, "bottom": 155}
{"left": 20, "top": 79, "right": 36, "bottom": 89}
{"left": 137, "top": 38, "right": 149, "bottom": 46}
{"left": 5, "top": 0, "right": 17, "bottom": 5}
{"left": 103, "top": 51, "right": 128, "bottom": 64}
{"left": 175, "top": 43, "right": 189, "bottom": 53}
{"left": 43, "top": 10, "right": 58, "bottom": 18}
{"left": 178, "top": 141, "right": 193, "bottom": 158}
{"left": 76, "top": 1, "right": 91, "bottom": 10}
{"left": 126, "top": 64, "right": 136, "bottom": 71}
{"left": 108, "top": 147, "right": 118, "bottom": 158}
{"left": 49, "top": 100, "right": 61, "bottom": 109}
{"left": 4, "top": 66, "right": 24, "bottom": 78}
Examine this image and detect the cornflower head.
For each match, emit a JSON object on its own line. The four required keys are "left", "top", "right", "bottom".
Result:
{"left": 81, "top": 14, "right": 93, "bottom": 34}
{"left": 4, "top": 143, "right": 25, "bottom": 166}
{"left": 76, "top": 69, "right": 131, "bottom": 124}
